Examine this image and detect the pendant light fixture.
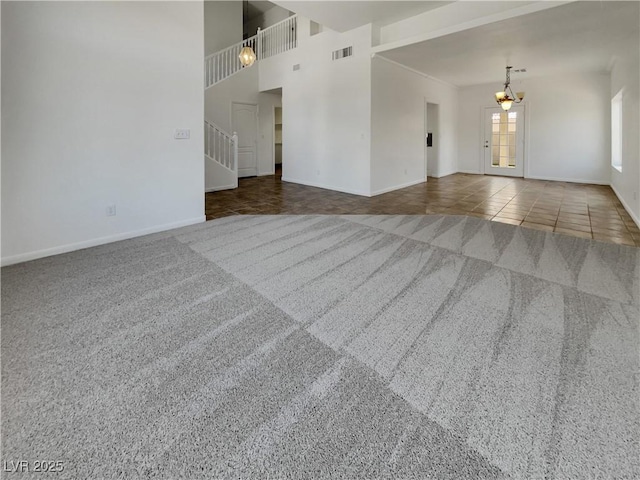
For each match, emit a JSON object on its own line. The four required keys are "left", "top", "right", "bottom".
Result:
{"left": 239, "top": 0, "right": 256, "bottom": 67}
{"left": 495, "top": 66, "right": 525, "bottom": 111}
{"left": 239, "top": 46, "right": 257, "bottom": 67}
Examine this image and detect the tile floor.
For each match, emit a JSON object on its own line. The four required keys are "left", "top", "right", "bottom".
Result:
{"left": 205, "top": 170, "right": 640, "bottom": 247}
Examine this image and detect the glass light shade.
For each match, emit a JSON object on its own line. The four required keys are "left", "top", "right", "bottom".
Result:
{"left": 495, "top": 91, "right": 506, "bottom": 101}
{"left": 239, "top": 46, "right": 256, "bottom": 67}
{"left": 501, "top": 100, "right": 513, "bottom": 111}
{"left": 516, "top": 91, "right": 525, "bottom": 101}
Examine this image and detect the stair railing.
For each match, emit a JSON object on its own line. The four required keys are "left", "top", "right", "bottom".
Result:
{"left": 204, "top": 14, "right": 298, "bottom": 89}
{"left": 205, "top": 120, "right": 237, "bottom": 172}
{"left": 259, "top": 15, "right": 298, "bottom": 61}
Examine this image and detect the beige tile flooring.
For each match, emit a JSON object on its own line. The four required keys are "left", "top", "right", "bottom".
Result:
{"left": 205, "top": 171, "right": 640, "bottom": 247}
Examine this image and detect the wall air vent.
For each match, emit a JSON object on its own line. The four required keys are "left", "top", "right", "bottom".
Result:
{"left": 332, "top": 46, "right": 353, "bottom": 61}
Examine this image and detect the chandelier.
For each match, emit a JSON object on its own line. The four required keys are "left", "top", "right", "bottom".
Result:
{"left": 495, "top": 66, "right": 525, "bottom": 111}
{"left": 239, "top": 46, "right": 256, "bottom": 67}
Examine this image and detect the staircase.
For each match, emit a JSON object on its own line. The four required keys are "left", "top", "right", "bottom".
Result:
{"left": 205, "top": 120, "right": 238, "bottom": 192}
{"left": 204, "top": 15, "right": 298, "bottom": 192}
{"left": 205, "top": 15, "right": 298, "bottom": 89}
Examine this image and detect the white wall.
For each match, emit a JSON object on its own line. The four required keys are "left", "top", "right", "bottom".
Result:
{"left": 205, "top": 0, "right": 242, "bottom": 56}
{"left": 244, "top": 4, "right": 291, "bottom": 38}
{"left": 457, "top": 72, "right": 610, "bottom": 184}
{"left": 259, "top": 20, "right": 373, "bottom": 196}
{"left": 426, "top": 102, "right": 439, "bottom": 178}
{"left": 371, "top": 56, "right": 458, "bottom": 194}
{"left": 0, "top": 0, "right": 3, "bottom": 255}
{"left": 610, "top": 40, "right": 640, "bottom": 225}
{"left": 205, "top": 67, "right": 281, "bottom": 177}
{"left": 1, "top": 1, "right": 205, "bottom": 265}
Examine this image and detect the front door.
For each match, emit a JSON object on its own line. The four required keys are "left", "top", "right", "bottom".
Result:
{"left": 232, "top": 102, "right": 258, "bottom": 177}
{"left": 484, "top": 106, "right": 525, "bottom": 177}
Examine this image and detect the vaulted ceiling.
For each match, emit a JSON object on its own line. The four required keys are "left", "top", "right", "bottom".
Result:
{"left": 377, "top": 0, "right": 640, "bottom": 86}
{"left": 271, "top": 1, "right": 639, "bottom": 87}
{"left": 273, "top": 1, "right": 452, "bottom": 32}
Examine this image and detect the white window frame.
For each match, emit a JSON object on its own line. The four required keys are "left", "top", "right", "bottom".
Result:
{"left": 611, "top": 89, "right": 623, "bottom": 172}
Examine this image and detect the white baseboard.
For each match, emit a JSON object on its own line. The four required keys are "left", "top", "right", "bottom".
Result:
{"left": 371, "top": 178, "right": 426, "bottom": 196}
{"left": 1, "top": 215, "right": 206, "bottom": 267}
{"left": 525, "top": 174, "right": 609, "bottom": 185}
{"left": 281, "top": 176, "right": 370, "bottom": 197}
{"left": 205, "top": 184, "right": 237, "bottom": 192}
{"left": 610, "top": 184, "right": 640, "bottom": 228}
{"left": 457, "top": 170, "right": 482, "bottom": 175}
{"left": 431, "top": 169, "right": 457, "bottom": 178}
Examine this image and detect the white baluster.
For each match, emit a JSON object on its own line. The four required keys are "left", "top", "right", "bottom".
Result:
{"left": 205, "top": 123, "right": 209, "bottom": 156}
{"left": 257, "top": 28, "right": 261, "bottom": 60}
{"left": 232, "top": 132, "right": 238, "bottom": 171}
{"left": 224, "top": 134, "right": 228, "bottom": 168}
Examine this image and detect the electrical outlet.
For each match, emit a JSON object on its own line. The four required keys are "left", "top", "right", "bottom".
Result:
{"left": 106, "top": 205, "right": 116, "bottom": 216}
{"left": 174, "top": 129, "right": 190, "bottom": 140}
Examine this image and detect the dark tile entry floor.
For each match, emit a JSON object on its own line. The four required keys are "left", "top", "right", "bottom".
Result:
{"left": 205, "top": 170, "right": 640, "bottom": 247}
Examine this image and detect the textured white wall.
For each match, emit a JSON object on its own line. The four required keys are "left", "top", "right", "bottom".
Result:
{"left": 457, "top": 72, "right": 611, "bottom": 184}
{"left": 244, "top": 4, "right": 291, "bottom": 38}
{"left": 204, "top": 1, "right": 242, "bottom": 56}
{"left": 1, "top": 1, "right": 205, "bottom": 265}
{"left": 371, "top": 56, "right": 458, "bottom": 194}
{"left": 259, "top": 20, "right": 373, "bottom": 196}
{"left": 610, "top": 38, "right": 640, "bottom": 225}
{"left": 426, "top": 102, "right": 439, "bottom": 178}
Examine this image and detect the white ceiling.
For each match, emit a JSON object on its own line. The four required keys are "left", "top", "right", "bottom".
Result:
{"left": 273, "top": 1, "right": 451, "bottom": 32}
{"left": 377, "top": 1, "right": 640, "bottom": 86}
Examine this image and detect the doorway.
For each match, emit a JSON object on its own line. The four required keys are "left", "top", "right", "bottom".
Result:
{"left": 232, "top": 102, "right": 258, "bottom": 177}
{"left": 483, "top": 105, "right": 525, "bottom": 177}
{"left": 274, "top": 106, "right": 282, "bottom": 176}
{"left": 425, "top": 102, "right": 439, "bottom": 178}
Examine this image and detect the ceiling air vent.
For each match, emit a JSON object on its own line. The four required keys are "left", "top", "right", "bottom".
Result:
{"left": 332, "top": 46, "right": 353, "bottom": 61}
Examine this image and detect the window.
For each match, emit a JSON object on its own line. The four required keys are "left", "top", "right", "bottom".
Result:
{"left": 491, "top": 111, "right": 518, "bottom": 168}
{"left": 611, "top": 89, "right": 623, "bottom": 172}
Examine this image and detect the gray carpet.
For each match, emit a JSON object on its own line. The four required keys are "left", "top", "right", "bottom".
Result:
{"left": 2, "top": 215, "right": 638, "bottom": 479}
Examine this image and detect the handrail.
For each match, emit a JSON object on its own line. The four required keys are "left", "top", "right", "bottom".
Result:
{"left": 204, "top": 15, "right": 298, "bottom": 89}
{"left": 205, "top": 120, "right": 237, "bottom": 172}
{"left": 204, "top": 34, "right": 257, "bottom": 64}
{"left": 258, "top": 14, "right": 298, "bottom": 61}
